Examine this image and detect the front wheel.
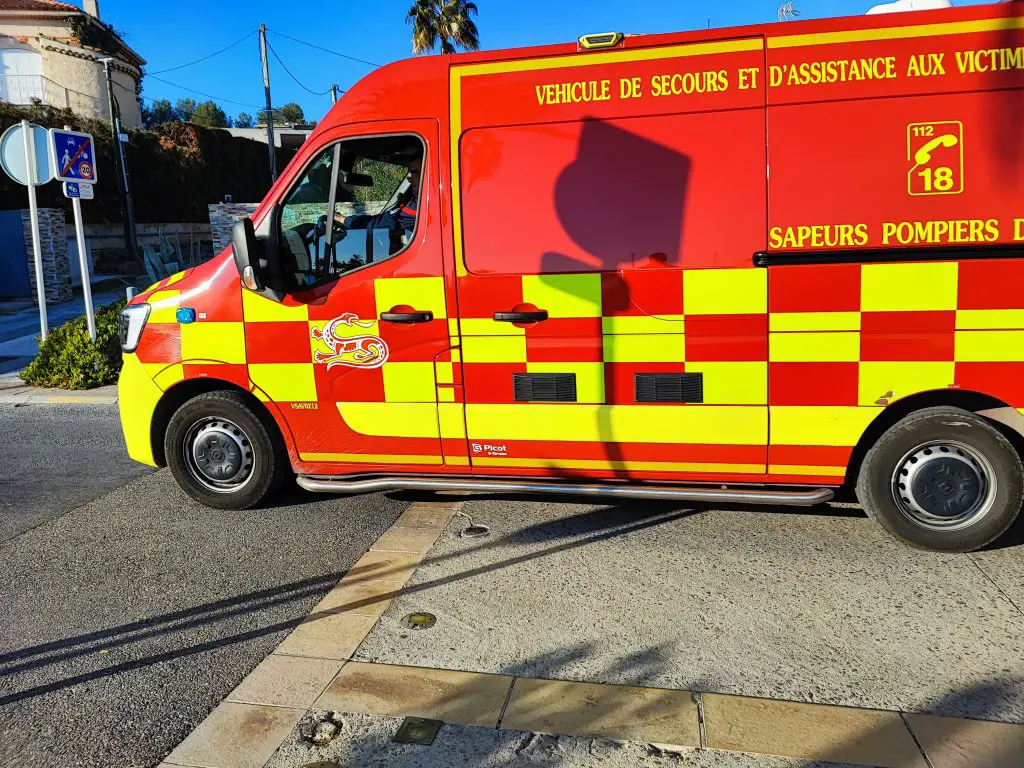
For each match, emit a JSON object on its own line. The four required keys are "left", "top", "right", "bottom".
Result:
{"left": 856, "top": 406, "right": 1023, "bottom": 552}
{"left": 165, "top": 391, "right": 289, "bottom": 510}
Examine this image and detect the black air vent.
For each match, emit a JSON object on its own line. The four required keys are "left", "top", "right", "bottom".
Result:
{"left": 635, "top": 373, "right": 703, "bottom": 403}
{"left": 514, "top": 373, "right": 577, "bottom": 402}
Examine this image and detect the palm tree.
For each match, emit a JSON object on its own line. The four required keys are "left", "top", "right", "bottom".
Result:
{"left": 407, "top": 0, "right": 480, "bottom": 55}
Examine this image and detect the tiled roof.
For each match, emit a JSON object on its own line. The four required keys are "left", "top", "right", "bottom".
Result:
{"left": 0, "top": 0, "right": 83, "bottom": 13}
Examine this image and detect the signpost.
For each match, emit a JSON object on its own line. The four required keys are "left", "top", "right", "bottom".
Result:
{"left": 0, "top": 121, "right": 54, "bottom": 340}
{"left": 51, "top": 127, "right": 97, "bottom": 342}
{"left": 0, "top": 123, "right": 100, "bottom": 344}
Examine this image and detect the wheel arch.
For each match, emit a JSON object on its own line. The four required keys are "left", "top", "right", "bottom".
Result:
{"left": 150, "top": 378, "right": 297, "bottom": 468}
{"left": 844, "top": 388, "right": 1024, "bottom": 489}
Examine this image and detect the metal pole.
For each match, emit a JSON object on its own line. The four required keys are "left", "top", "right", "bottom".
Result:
{"left": 101, "top": 58, "right": 138, "bottom": 263}
{"left": 66, "top": 122, "right": 96, "bottom": 342}
{"left": 330, "top": 84, "right": 339, "bottom": 105}
{"left": 259, "top": 24, "right": 277, "bottom": 182}
{"left": 22, "top": 120, "right": 48, "bottom": 340}
{"left": 115, "top": 114, "right": 139, "bottom": 262}
{"left": 71, "top": 195, "right": 95, "bottom": 342}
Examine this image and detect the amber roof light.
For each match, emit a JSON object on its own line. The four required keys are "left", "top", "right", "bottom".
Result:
{"left": 578, "top": 32, "right": 624, "bottom": 50}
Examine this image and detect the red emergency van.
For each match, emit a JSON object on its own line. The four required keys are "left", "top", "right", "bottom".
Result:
{"left": 118, "top": 3, "right": 1024, "bottom": 552}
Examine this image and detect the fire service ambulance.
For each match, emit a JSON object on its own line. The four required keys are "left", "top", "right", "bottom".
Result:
{"left": 118, "top": 3, "right": 1024, "bottom": 552}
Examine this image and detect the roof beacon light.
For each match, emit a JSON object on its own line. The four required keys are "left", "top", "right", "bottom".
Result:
{"left": 579, "top": 32, "right": 624, "bottom": 50}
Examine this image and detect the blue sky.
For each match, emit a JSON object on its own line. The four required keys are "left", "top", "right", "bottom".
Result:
{"left": 81, "top": 0, "right": 991, "bottom": 123}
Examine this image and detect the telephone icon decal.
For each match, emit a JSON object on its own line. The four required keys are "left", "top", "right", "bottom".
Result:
{"left": 908, "top": 121, "right": 964, "bottom": 196}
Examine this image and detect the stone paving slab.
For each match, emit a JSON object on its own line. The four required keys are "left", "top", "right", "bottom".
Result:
{"left": 316, "top": 661, "right": 513, "bottom": 728}
{"left": 502, "top": 677, "right": 700, "bottom": 747}
{"left": 905, "top": 713, "right": 1024, "bottom": 768}
{"left": 165, "top": 701, "right": 304, "bottom": 768}
{"left": 703, "top": 694, "right": 925, "bottom": 768}
{"left": 354, "top": 499, "right": 1024, "bottom": 722}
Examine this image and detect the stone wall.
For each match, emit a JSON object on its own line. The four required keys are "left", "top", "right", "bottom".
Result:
{"left": 208, "top": 203, "right": 260, "bottom": 253}
{"left": 22, "top": 208, "right": 72, "bottom": 305}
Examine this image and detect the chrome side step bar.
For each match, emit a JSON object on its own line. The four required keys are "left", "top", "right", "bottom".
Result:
{"left": 296, "top": 475, "right": 835, "bottom": 506}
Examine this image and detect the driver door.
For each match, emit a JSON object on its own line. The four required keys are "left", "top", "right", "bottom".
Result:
{"left": 244, "top": 121, "right": 451, "bottom": 473}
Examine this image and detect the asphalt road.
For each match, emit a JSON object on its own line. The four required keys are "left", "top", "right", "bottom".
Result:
{"left": 0, "top": 403, "right": 408, "bottom": 768}
{"left": 0, "top": 403, "right": 152, "bottom": 541}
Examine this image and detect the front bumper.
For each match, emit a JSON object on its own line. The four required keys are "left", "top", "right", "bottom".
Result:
{"left": 118, "top": 354, "right": 162, "bottom": 467}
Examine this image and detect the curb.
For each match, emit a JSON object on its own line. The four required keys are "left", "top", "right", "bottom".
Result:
{"left": 157, "top": 497, "right": 1024, "bottom": 768}
{"left": 0, "top": 381, "right": 118, "bottom": 406}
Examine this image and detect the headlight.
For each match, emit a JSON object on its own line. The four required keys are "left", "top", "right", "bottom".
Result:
{"left": 119, "top": 304, "right": 151, "bottom": 353}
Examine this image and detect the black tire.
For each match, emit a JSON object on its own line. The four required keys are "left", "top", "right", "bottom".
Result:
{"left": 856, "top": 406, "right": 1023, "bottom": 552}
{"left": 165, "top": 390, "right": 290, "bottom": 510}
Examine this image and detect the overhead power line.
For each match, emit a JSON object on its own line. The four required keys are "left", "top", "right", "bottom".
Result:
{"left": 147, "top": 74, "right": 263, "bottom": 109}
{"left": 147, "top": 30, "right": 258, "bottom": 75}
{"left": 265, "top": 28, "right": 381, "bottom": 68}
{"left": 265, "top": 38, "right": 332, "bottom": 96}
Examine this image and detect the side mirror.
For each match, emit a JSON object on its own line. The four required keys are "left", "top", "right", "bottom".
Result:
{"left": 231, "top": 217, "right": 264, "bottom": 292}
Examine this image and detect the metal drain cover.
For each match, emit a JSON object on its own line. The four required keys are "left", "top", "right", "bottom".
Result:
{"left": 460, "top": 524, "right": 490, "bottom": 538}
{"left": 393, "top": 717, "right": 443, "bottom": 745}
{"left": 402, "top": 612, "right": 436, "bottom": 630}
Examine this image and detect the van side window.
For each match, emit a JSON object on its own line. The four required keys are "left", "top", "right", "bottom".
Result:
{"left": 278, "top": 135, "right": 424, "bottom": 289}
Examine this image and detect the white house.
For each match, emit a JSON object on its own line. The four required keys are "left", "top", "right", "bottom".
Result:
{"left": 0, "top": 0, "right": 145, "bottom": 127}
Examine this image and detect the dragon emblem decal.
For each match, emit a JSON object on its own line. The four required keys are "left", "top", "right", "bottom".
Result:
{"left": 310, "top": 313, "right": 389, "bottom": 370}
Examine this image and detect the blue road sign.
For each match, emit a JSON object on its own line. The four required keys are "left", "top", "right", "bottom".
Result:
{"left": 0, "top": 123, "right": 54, "bottom": 186}
{"left": 49, "top": 128, "right": 97, "bottom": 184}
{"left": 63, "top": 181, "right": 94, "bottom": 200}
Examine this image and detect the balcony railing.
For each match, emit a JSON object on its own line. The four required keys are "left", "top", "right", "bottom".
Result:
{"left": 0, "top": 74, "right": 100, "bottom": 114}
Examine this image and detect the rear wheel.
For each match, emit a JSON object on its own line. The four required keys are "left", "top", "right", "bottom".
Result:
{"left": 165, "top": 391, "right": 289, "bottom": 509}
{"left": 856, "top": 406, "right": 1023, "bottom": 552}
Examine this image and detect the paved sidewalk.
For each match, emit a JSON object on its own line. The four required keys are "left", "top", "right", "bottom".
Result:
{"left": 0, "top": 376, "right": 117, "bottom": 405}
{"left": 156, "top": 498, "right": 1024, "bottom": 768}
{"left": 0, "top": 372, "right": 117, "bottom": 405}
{"left": 0, "top": 290, "right": 122, "bottom": 375}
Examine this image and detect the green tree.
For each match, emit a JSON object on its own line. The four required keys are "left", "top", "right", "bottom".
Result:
{"left": 279, "top": 102, "right": 305, "bottom": 124}
{"left": 174, "top": 98, "right": 197, "bottom": 121}
{"left": 142, "top": 98, "right": 175, "bottom": 126}
{"left": 190, "top": 100, "right": 228, "bottom": 128}
{"left": 235, "top": 111, "right": 254, "bottom": 128}
{"left": 257, "top": 108, "right": 292, "bottom": 126}
{"left": 407, "top": 0, "right": 479, "bottom": 55}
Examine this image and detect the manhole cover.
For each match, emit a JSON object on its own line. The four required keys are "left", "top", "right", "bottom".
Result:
{"left": 402, "top": 612, "right": 436, "bottom": 630}
{"left": 393, "top": 717, "right": 443, "bottom": 745}
{"left": 460, "top": 524, "right": 490, "bottom": 538}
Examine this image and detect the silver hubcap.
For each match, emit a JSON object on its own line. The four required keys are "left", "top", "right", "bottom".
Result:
{"left": 891, "top": 441, "right": 995, "bottom": 531}
{"left": 184, "top": 418, "right": 256, "bottom": 493}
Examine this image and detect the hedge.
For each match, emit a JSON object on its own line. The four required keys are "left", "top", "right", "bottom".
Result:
{"left": 21, "top": 299, "right": 127, "bottom": 389}
{"left": 0, "top": 102, "right": 295, "bottom": 223}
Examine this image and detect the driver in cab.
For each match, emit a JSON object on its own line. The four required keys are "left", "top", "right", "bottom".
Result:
{"left": 323, "top": 153, "right": 421, "bottom": 252}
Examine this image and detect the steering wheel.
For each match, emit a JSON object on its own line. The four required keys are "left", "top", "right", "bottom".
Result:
{"left": 315, "top": 213, "right": 348, "bottom": 244}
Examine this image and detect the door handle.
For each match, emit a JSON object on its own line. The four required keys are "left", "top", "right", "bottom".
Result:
{"left": 494, "top": 310, "right": 548, "bottom": 323}
{"left": 381, "top": 310, "right": 434, "bottom": 324}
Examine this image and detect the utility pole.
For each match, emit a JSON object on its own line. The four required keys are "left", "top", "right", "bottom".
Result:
{"left": 330, "top": 84, "right": 339, "bottom": 106}
{"left": 100, "top": 57, "right": 138, "bottom": 263}
{"left": 259, "top": 24, "right": 277, "bottom": 183}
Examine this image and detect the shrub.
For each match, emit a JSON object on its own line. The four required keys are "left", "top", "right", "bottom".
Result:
{"left": 21, "top": 300, "right": 127, "bottom": 390}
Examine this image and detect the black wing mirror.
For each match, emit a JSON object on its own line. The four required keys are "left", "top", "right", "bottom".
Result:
{"left": 231, "top": 217, "right": 264, "bottom": 292}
